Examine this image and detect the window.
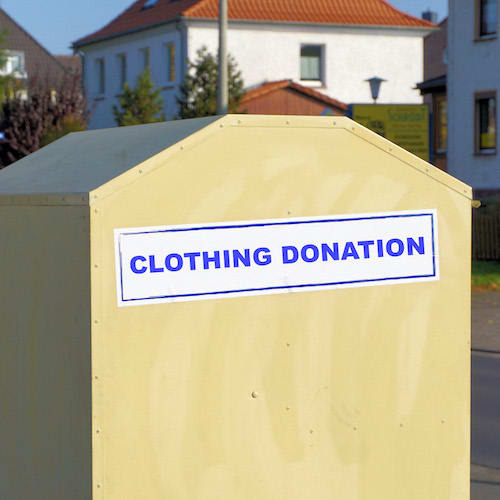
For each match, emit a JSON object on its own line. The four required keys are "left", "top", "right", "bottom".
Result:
{"left": 140, "top": 47, "right": 150, "bottom": 71}
{"left": 475, "top": 91, "right": 497, "bottom": 154}
{"left": 142, "top": 0, "right": 158, "bottom": 9}
{"left": 1, "top": 51, "right": 25, "bottom": 75}
{"left": 300, "top": 45, "right": 323, "bottom": 82}
{"left": 96, "top": 58, "right": 105, "bottom": 95}
{"left": 477, "top": 0, "right": 497, "bottom": 38}
{"left": 435, "top": 94, "right": 447, "bottom": 152}
{"left": 165, "top": 43, "right": 175, "bottom": 82}
{"left": 117, "top": 53, "right": 127, "bottom": 90}
{"left": 8, "top": 55, "right": 22, "bottom": 73}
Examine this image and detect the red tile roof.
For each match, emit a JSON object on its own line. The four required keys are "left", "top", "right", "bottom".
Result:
{"left": 74, "top": 0, "right": 434, "bottom": 47}
{"left": 242, "top": 79, "right": 347, "bottom": 111}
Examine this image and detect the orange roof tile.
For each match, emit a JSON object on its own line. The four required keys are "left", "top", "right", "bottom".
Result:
{"left": 74, "top": 0, "right": 434, "bottom": 47}
{"left": 242, "top": 79, "right": 347, "bottom": 111}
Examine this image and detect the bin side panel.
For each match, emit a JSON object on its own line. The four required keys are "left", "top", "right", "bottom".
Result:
{"left": 92, "top": 126, "right": 470, "bottom": 500}
{"left": 0, "top": 205, "right": 92, "bottom": 500}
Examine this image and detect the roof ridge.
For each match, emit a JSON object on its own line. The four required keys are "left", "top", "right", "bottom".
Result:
{"left": 74, "top": 0, "right": 436, "bottom": 48}
{"left": 378, "top": 0, "right": 435, "bottom": 28}
{"left": 183, "top": 0, "right": 436, "bottom": 28}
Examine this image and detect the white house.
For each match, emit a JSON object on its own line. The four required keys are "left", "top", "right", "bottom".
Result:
{"left": 448, "top": 0, "right": 500, "bottom": 196}
{"left": 73, "top": 0, "right": 434, "bottom": 129}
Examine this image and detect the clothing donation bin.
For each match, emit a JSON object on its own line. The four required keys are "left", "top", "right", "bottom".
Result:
{"left": 0, "top": 115, "right": 472, "bottom": 500}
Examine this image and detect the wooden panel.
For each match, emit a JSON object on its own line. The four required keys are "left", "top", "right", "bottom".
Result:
{"left": 243, "top": 88, "right": 343, "bottom": 116}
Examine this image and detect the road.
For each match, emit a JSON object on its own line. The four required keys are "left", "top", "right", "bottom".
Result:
{"left": 471, "top": 351, "right": 500, "bottom": 498}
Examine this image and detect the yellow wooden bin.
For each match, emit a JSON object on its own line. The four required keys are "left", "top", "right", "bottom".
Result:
{"left": 0, "top": 115, "right": 472, "bottom": 500}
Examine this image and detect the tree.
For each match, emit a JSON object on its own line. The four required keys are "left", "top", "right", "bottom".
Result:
{"left": 113, "top": 69, "right": 165, "bottom": 126}
{"left": 0, "top": 29, "right": 16, "bottom": 104}
{"left": 0, "top": 72, "right": 87, "bottom": 168}
{"left": 177, "top": 46, "right": 245, "bottom": 119}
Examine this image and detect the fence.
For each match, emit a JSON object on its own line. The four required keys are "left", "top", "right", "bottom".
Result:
{"left": 472, "top": 209, "right": 500, "bottom": 260}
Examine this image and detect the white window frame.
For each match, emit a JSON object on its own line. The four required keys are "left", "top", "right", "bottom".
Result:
{"left": 476, "top": 0, "right": 498, "bottom": 39}
{"left": 164, "top": 42, "right": 176, "bottom": 85}
{"left": 299, "top": 44, "right": 325, "bottom": 87}
{"left": 116, "top": 53, "right": 127, "bottom": 92}
{"left": 1, "top": 50, "right": 26, "bottom": 78}
{"left": 95, "top": 57, "right": 105, "bottom": 97}
{"left": 139, "top": 47, "right": 150, "bottom": 72}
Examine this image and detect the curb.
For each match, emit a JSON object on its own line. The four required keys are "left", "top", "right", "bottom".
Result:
{"left": 472, "top": 348, "right": 500, "bottom": 355}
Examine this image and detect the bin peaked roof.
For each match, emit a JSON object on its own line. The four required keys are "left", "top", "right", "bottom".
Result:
{"left": 0, "top": 117, "right": 220, "bottom": 196}
{"left": 0, "top": 116, "right": 471, "bottom": 203}
{"left": 73, "top": 0, "right": 434, "bottom": 47}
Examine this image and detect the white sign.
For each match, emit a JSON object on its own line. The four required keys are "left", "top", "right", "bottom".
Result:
{"left": 114, "top": 210, "right": 439, "bottom": 307}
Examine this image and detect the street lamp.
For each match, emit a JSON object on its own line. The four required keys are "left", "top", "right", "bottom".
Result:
{"left": 365, "top": 77, "right": 386, "bottom": 104}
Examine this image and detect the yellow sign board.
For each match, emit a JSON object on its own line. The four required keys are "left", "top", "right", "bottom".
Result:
{"left": 350, "top": 104, "right": 430, "bottom": 161}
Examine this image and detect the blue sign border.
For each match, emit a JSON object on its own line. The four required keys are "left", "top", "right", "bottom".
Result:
{"left": 118, "top": 213, "right": 437, "bottom": 303}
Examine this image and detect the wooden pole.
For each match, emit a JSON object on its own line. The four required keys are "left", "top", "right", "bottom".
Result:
{"left": 217, "top": 0, "right": 228, "bottom": 115}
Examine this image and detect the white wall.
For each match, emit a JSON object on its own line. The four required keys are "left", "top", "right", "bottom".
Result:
{"left": 80, "top": 20, "right": 428, "bottom": 130}
{"left": 187, "top": 21, "right": 426, "bottom": 105}
{"left": 80, "top": 23, "right": 186, "bottom": 129}
{"left": 448, "top": 0, "right": 500, "bottom": 191}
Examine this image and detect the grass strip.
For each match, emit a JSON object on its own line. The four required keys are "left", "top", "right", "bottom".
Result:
{"left": 472, "top": 260, "right": 500, "bottom": 291}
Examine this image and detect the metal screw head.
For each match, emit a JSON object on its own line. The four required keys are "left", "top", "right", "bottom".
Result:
{"left": 251, "top": 391, "right": 259, "bottom": 399}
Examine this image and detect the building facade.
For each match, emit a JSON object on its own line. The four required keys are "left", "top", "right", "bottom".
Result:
{"left": 0, "top": 8, "right": 68, "bottom": 96}
{"left": 73, "top": 0, "right": 434, "bottom": 130}
{"left": 448, "top": 0, "right": 500, "bottom": 196}
{"left": 417, "top": 18, "right": 447, "bottom": 172}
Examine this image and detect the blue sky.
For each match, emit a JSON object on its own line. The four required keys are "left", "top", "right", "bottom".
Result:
{"left": 2, "top": 0, "right": 448, "bottom": 55}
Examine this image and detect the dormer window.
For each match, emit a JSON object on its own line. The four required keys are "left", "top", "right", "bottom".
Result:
{"left": 142, "top": 0, "right": 158, "bottom": 9}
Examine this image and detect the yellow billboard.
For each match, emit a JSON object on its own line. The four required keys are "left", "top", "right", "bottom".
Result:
{"left": 350, "top": 104, "right": 430, "bottom": 161}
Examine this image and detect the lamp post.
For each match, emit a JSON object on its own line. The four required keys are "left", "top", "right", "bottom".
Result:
{"left": 217, "top": 0, "right": 228, "bottom": 115}
{"left": 365, "top": 77, "right": 386, "bottom": 104}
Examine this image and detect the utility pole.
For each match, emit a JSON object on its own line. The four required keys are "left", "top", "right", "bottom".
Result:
{"left": 217, "top": 0, "right": 228, "bottom": 115}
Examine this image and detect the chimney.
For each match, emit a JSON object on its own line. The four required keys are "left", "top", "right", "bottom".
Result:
{"left": 422, "top": 10, "right": 438, "bottom": 24}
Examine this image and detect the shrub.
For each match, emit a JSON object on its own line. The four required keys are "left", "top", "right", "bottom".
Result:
{"left": 0, "top": 73, "right": 86, "bottom": 168}
{"left": 113, "top": 70, "right": 165, "bottom": 126}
